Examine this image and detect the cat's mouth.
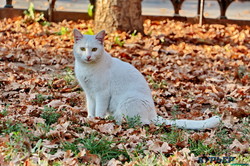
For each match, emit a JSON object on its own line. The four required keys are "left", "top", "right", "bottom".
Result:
{"left": 81, "top": 56, "right": 97, "bottom": 63}
{"left": 83, "top": 58, "right": 93, "bottom": 63}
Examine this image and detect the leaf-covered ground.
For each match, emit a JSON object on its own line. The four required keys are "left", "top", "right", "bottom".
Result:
{"left": 0, "top": 15, "right": 249, "bottom": 165}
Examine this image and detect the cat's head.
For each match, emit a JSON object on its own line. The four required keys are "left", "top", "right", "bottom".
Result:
{"left": 73, "top": 29, "right": 105, "bottom": 64}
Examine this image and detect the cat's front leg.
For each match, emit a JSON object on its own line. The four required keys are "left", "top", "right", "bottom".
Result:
{"left": 86, "top": 95, "right": 95, "bottom": 118}
{"left": 95, "top": 93, "right": 110, "bottom": 118}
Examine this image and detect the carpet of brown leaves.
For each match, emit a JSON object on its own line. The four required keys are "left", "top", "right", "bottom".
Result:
{"left": 0, "top": 16, "right": 249, "bottom": 165}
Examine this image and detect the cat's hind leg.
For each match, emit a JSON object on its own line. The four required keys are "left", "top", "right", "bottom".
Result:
{"left": 116, "top": 97, "right": 157, "bottom": 125}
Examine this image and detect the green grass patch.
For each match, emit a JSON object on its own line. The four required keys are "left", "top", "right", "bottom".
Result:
{"left": 125, "top": 115, "right": 142, "bottom": 128}
{"left": 55, "top": 27, "right": 70, "bottom": 35}
{"left": 32, "top": 94, "right": 52, "bottom": 104}
{"left": 161, "top": 127, "right": 184, "bottom": 145}
{"left": 146, "top": 75, "right": 168, "bottom": 90}
{"left": 63, "top": 133, "right": 130, "bottom": 163}
{"left": 84, "top": 27, "right": 95, "bottom": 35}
{"left": 41, "top": 106, "right": 61, "bottom": 125}
{"left": 114, "top": 36, "right": 125, "bottom": 47}
{"left": 188, "top": 139, "right": 215, "bottom": 156}
{"left": 63, "top": 67, "right": 76, "bottom": 85}
{"left": 0, "top": 104, "right": 9, "bottom": 116}
{"left": 0, "top": 121, "right": 23, "bottom": 135}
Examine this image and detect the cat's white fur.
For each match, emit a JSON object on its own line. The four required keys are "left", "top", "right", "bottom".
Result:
{"left": 73, "top": 29, "right": 221, "bottom": 130}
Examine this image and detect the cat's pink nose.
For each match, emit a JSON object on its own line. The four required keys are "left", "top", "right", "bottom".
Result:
{"left": 86, "top": 56, "right": 91, "bottom": 61}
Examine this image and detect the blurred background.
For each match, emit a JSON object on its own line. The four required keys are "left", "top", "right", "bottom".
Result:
{"left": 1, "top": 0, "right": 250, "bottom": 20}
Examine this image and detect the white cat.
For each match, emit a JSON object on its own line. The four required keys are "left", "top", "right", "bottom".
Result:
{"left": 73, "top": 29, "right": 221, "bottom": 130}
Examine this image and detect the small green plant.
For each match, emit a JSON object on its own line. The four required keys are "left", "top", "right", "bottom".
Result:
{"left": 84, "top": 27, "right": 95, "bottom": 35}
{"left": 79, "top": 134, "right": 129, "bottom": 163}
{"left": 47, "top": 79, "right": 53, "bottom": 89}
{"left": 130, "top": 153, "right": 168, "bottom": 166}
{"left": 31, "top": 139, "right": 43, "bottom": 153}
{"left": 188, "top": 139, "right": 215, "bottom": 156}
{"left": 114, "top": 36, "right": 125, "bottom": 47}
{"left": 240, "top": 117, "right": 250, "bottom": 141}
{"left": 35, "top": 94, "right": 46, "bottom": 103}
{"left": 1, "top": 123, "right": 35, "bottom": 161}
{"left": 23, "top": 3, "right": 47, "bottom": 24}
{"left": 146, "top": 75, "right": 167, "bottom": 90}
{"left": 62, "top": 133, "right": 129, "bottom": 163}
{"left": 226, "top": 96, "right": 237, "bottom": 102}
{"left": 32, "top": 94, "right": 52, "bottom": 104}
{"left": 55, "top": 27, "right": 70, "bottom": 35}
{"left": 4, "top": 131, "right": 30, "bottom": 161}
{"left": 41, "top": 106, "right": 61, "bottom": 125}
{"left": 106, "top": 115, "right": 115, "bottom": 121}
{"left": 62, "top": 141, "right": 80, "bottom": 155}
{"left": 49, "top": 149, "right": 58, "bottom": 155}
{"left": 231, "top": 154, "right": 250, "bottom": 165}
{"left": 74, "top": 126, "right": 85, "bottom": 133}
{"left": 171, "top": 105, "right": 179, "bottom": 112}
{"left": 88, "top": 4, "right": 94, "bottom": 17}
{"left": 216, "top": 127, "right": 234, "bottom": 146}
{"left": 161, "top": 127, "right": 184, "bottom": 145}
{"left": 214, "top": 127, "right": 234, "bottom": 155}
{"left": 1, "top": 121, "right": 23, "bottom": 135}
{"left": 51, "top": 67, "right": 76, "bottom": 87}
{"left": 41, "top": 21, "right": 51, "bottom": 26}
{"left": 131, "top": 30, "right": 138, "bottom": 37}
{"left": 170, "top": 105, "right": 180, "bottom": 119}
{"left": 34, "top": 122, "right": 52, "bottom": 135}
{"left": 133, "top": 142, "right": 147, "bottom": 157}
{"left": 52, "top": 161, "right": 62, "bottom": 166}
{"left": 0, "top": 104, "right": 9, "bottom": 116}
{"left": 125, "top": 115, "right": 142, "bottom": 128}
{"left": 63, "top": 67, "right": 75, "bottom": 85}
{"left": 159, "top": 36, "right": 165, "bottom": 43}
{"left": 24, "top": 3, "right": 35, "bottom": 20}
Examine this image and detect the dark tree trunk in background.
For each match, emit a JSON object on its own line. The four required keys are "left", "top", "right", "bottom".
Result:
{"left": 94, "top": 0, "right": 143, "bottom": 33}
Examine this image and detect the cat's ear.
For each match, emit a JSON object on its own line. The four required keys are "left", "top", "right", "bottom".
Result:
{"left": 73, "top": 29, "right": 83, "bottom": 43}
{"left": 95, "top": 30, "right": 106, "bottom": 44}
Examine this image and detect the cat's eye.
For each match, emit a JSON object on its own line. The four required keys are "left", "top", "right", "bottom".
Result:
{"left": 80, "top": 47, "right": 86, "bottom": 51}
{"left": 92, "top": 48, "right": 97, "bottom": 52}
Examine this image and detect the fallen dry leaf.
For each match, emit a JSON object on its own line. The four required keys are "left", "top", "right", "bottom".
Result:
{"left": 147, "top": 140, "right": 172, "bottom": 153}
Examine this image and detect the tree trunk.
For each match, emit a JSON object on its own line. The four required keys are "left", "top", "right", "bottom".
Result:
{"left": 94, "top": 0, "right": 143, "bottom": 34}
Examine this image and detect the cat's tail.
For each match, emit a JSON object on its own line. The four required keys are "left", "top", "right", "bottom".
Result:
{"left": 153, "top": 116, "right": 221, "bottom": 130}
